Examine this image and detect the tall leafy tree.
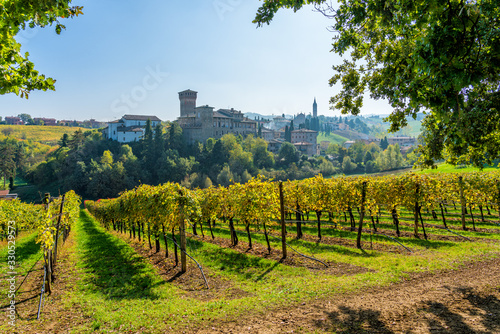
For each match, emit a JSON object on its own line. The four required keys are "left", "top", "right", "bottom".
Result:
{"left": 1, "top": 1, "right": 83, "bottom": 97}
{"left": 254, "top": 0, "right": 500, "bottom": 167}
{"left": 0, "top": 143, "right": 16, "bottom": 189}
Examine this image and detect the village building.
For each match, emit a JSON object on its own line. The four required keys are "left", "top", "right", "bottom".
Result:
{"left": 176, "top": 90, "right": 257, "bottom": 144}
{"left": 5, "top": 116, "right": 23, "bottom": 125}
{"left": 33, "top": 117, "right": 57, "bottom": 126}
{"left": 387, "top": 136, "right": 417, "bottom": 147}
{"left": 294, "top": 113, "right": 306, "bottom": 126}
{"left": 267, "top": 139, "right": 284, "bottom": 154}
{"left": 291, "top": 129, "right": 319, "bottom": 156}
{"left": 104, "top": 114, "right": 161, "bottom": 143}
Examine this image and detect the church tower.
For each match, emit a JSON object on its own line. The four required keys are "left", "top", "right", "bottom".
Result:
{"left": 313, "top": 97, "right": 317, "bottom": 118}
{"left": 179, "top": 89, "right": 198, "bottom": 117}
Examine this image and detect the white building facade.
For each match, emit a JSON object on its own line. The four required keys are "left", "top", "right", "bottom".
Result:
{"left": 104, "top": 115, "right": 161, "bottom": 143}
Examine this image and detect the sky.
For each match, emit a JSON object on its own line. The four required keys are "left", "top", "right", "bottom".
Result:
{"left": 1, "top": 0, "right": 393, "bottom": 122}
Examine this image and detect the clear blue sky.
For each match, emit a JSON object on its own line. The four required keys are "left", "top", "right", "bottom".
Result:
{"left": 1, "top": 0, "right": 392, "bottom": 122}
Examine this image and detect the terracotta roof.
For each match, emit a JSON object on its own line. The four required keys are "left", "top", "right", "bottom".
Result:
{"left": 122, "top": 115, "right": 161, "bottom": 122}
{"left": 291, "top": 129, "right": 317, "bottom": 133}
{"left": 213, "top": 112, "right": 231, "bottom": 118}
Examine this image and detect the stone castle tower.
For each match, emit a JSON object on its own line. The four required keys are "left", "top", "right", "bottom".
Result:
{"left": 179, "top": 89, "right": 198, "bottom": 117}
{"left": 313, "top": 97, "right": 317, "bottom": 118}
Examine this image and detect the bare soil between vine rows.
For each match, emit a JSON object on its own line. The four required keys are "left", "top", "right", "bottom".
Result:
{"left": 195, "top": 255, "right": 500, "bottom": 334}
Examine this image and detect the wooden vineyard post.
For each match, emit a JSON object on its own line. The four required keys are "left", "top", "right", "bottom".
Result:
{"left": 414, "top": 183, "right": 420, "bottom": 238}
{"left": 356, "top": 181, "right": 367, "bottom": 249}
{"left": 497, "top": 181, "right": 500, "bottom": 224}
{"left": 42, "top": 193, "right": 52, "bottom": 294}
{"left": 179, "top": 191, "right": 187, "bottom": 273}
{"left": 296, "top": 201, "right": 303, "bottom": 239}
{"left": 459, "top": 176, "right": 467, "bottom": 230}
{"left": 52, "top": 194, "right": 66, "bottom": 268}
{"left": 279, "top": 182, "right": 287, "bottom": 259}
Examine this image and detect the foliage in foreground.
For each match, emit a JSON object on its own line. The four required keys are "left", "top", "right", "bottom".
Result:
{"left": 254, "top": 0, "right": 500, "bottom": 167}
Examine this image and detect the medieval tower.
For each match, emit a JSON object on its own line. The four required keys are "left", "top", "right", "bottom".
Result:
{"left": 179, "top": 89, "right": 198, "bottom": 117}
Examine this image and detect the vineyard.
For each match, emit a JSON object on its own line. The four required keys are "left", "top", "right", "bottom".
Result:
{"left": 86, "top": 172, "right": 500, "bottom": 263}
{"left": 2, "top": 172, "right": 500, "bottom": 333}
{"left": 83, "top": 171, "right": 499, "bottom": 298}
{"left": 0, "top": 191, "right": 80, "bottom": 320}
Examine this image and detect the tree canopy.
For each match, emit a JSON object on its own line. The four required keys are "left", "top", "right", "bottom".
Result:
{"left": 0, "top": 0, "right": 83, "bottom": 98}
{"left": 254, "top": 0, "right": 500, "bottom": 167}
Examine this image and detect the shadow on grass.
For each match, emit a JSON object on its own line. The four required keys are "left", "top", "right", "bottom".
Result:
{"left": 183, "top": 235, "right": 281, "bottom": 282}
{"left": 77, "top": 210, "right": 164, "bottom": 300}
{"left": 213, "top": 225, "right": 375, "bottom": 258}
{"left": 0, "top": 233, "right": 40, "bottom": 265}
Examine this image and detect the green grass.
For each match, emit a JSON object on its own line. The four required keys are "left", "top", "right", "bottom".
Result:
{"left": 0, "top": 232, "right": 42, "bottom": 303}
{"left": 13, "top": 209, "right": 499, "bottom": 333}
{"left": 0, "top": 175, "right": 30, "bottom": 191}
{"left": 415, "top": 162, "right": 499, "bottom": 174}
{"left": 317, "top": 132, "right": 349, "bottom": 146}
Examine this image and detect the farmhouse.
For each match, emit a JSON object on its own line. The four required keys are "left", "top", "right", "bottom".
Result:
{"left": 104, "top": 114, "right": 162, "bottom": 143}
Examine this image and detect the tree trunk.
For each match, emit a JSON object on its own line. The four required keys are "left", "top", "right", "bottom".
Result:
{"left": 245, "top": 222, "right": 252, "bottom": 249}
{"left": 172, "top": 228, "right": 178, "bottom": 266}
{"left": 208, "top": 219, "right": 215, "bottom": 239}
{"left": 263, "top": 221, "right": 271, "bottom": 254}
{"left": 370, "top": 212, "right": 377, "bottom": 232}
{"left": 316, "top": 211, "right": 322, "bottom": 240}
{"left": 296, "top": 203, "right": 303, "bottom": 239}
{"left": 439, "top": 202, "right": 448, "bottom": 228}
{"left": 459, "top": 176, "right": 467, "bottom": 230}
{"left": 348, "top": 207, "right": 356, "bottom": 231}
{"left": 148, "top": 223, "right": 152, "bottom": 249}
{"left": 418, "top": 206, "right": 428, "bottom": 240}
{"left": 414, "top": 184, "right": 420, "bottom": 238}
{"left": 155, "top": 234, "right": 160, "bottom": 253}
{"left": 391, "top": 208, "right": 400, "bottom": 237}
{"left": 162, "top": 224, "right": 168, "bottom": 258}
{"left": 229, "top": 218, "right": 238, "bottom": 246}
{"left": 470, "top": 205, "right": 476, "bottom": 231}
{"left": 356, "top": 182, "right": 366, "bottom": 249}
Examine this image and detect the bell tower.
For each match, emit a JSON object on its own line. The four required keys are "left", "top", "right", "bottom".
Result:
{"left": 178, "top": 89, "right": 198, "bottom": 117}
{"left": 313, "top": 97, "right": 317, "bottom": 118}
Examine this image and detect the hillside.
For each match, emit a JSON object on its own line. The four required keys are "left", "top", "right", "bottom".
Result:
{"left": 364, "top": 115, "right": 423, "bottom": 138}
{"left": 317, "top": 132, "right": 349, "bottom": 145}
{"left": 0, "top": 124, "right": 85, "bottom": 145}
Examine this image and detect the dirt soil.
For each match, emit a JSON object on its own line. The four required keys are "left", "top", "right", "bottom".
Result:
{"left": 195, "top": 256, "right": 500, "bottom": 334}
